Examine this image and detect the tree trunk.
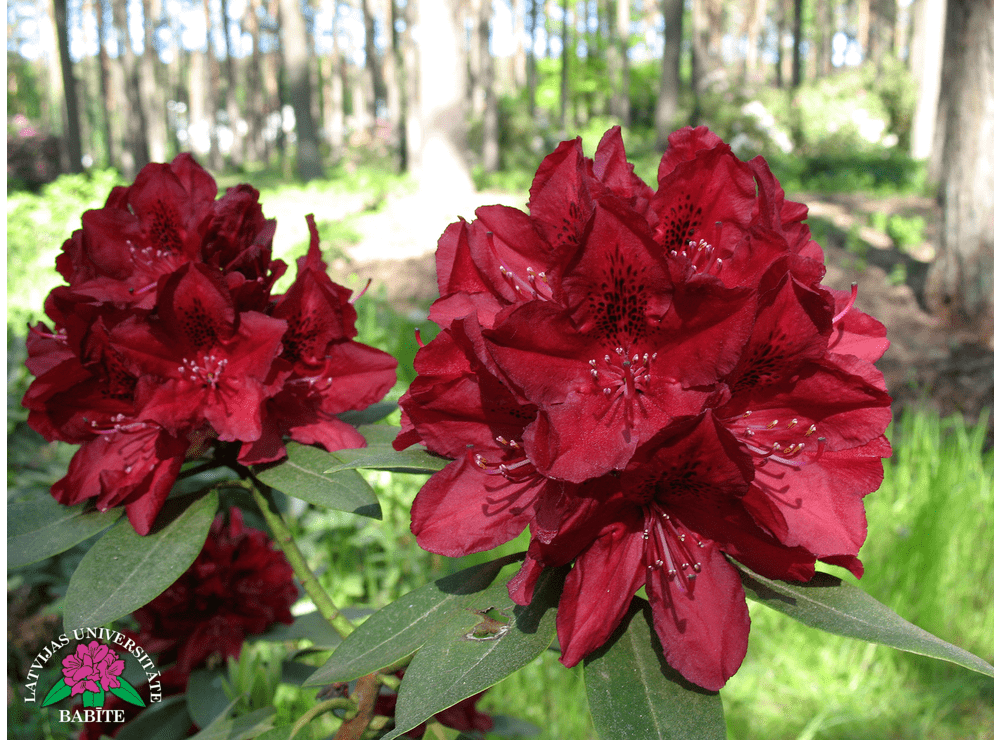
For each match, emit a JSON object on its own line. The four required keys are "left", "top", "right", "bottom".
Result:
{"left": 202, "top": 0, "right": 222, "bottom": 170}
{"left": 244, "top": 0, "right": 267, "bottom": 163}
{"left": 655, "top": 0, "right": 682, "bottom": 147}
{"left": 320, "top": 0, "right": 345, "bottom": 162}
{"left": 52, "top": 0, "right": 85, "bottom": 172}
{"left": 909, "top": 0, "right": 946, "bottom": 161}
{"left": 220, "top": 0, "right": 244, "bottom": 168}
{"left": 775, "top": 0, "right": 787, "bottom": 88}
{"left": 690, "top": 0, "right": 708, "bottom": 119}
{"left": 96, "top": 0, "right": 116, "bottom": 167}
{"left": 512, "top": 0, "right": 527, "bottom": 87}
{"left": 265, "top": 0, "right": 283, "bottom": 166}
{"left": 926, "top": 0, "right": 993, "bottom": 334}
{"left": 559, "top": 0, "right": 572, "bottom": 134}
{"left": 362, "top": 0, "right": 384, "bottom": 134}
{"left": 401, "top": 0, "right": 420, "bottom": 172}
{"left": 610, "top": 0, "right": 631, "bottom": 124}
{"left": 416, "top": 0, "right": 473, "bottom": 193}
{"left": 858, "top": 0, "right": 871, "bottom": 61}
{"left": 791, "top": 0, "right": 803, "bottom": 87}
{"left": 471, "top": 0, "right": 488, "bottom": 117}
{"left": 279, "top": 0, "right": 324, "bottom": 180}
{"left": 527, "top": 0, "right": 538, "bottom": 117}
{"left": 479, "top": 0, "right": 500, "bottom": 172}
{"left": 385, "top": 0, "right": 404, "bottom": 169}
{"left": 742, "top": 0, "right": 767, "bottom": 81}
{"left": 814, "top": 0, "right": 834, "bottom": 78}
{"left": 140, "top": 0, "right": 168, "bottom": 162}
{"left": 113, "top": 0, "right": 149, "bottom": 177}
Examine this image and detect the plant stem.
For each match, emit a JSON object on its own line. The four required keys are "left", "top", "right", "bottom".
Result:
{"left": 249, "top": 482, "right": 356, "bottom": 639}
{"left": 289, "top": 697, "right": 355, "bottom": 740}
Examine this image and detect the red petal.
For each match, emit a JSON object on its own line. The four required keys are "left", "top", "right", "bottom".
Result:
{"left": 646, "top": 541, "right": 749, "bottom": 691}
{"left": 556, "top": 517, "right": 647, "bottom": 667}
{"left": 410, "top": 457, "right": 540, "bottom": 557}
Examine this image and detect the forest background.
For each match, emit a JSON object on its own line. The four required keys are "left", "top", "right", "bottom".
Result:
{"left": 6, "top": 0, "right": 994, "bottom": 738}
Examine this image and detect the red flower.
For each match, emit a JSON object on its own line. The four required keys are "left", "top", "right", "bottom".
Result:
{"left": 397, "top": 127, "right": 891, "bottom": 690}
{"left": 23, "top": 155, "right": 396, "bottom": 533}
{"left": 131, "top": 508, "right": 297, "bottom": 678}
{"left": 248, "top": 215, "right": 398, "bottom": 463}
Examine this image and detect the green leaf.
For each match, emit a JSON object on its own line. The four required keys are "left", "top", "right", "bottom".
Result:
{"left": 324, "top": 424, "right": 449, "bottom": 475}
{"left": 7, "top": 488, "right": 122, "bottom": 569}
{"left": 584, "top": 598, "right": 726, "bottom": 740}
{"left": 39, "top": 678, "right": 72, "bottom": 707}
{"left": 279, "top": 660, "right": 318, "bottom": 687}
{"left": 254, "top": 442, "right": 381, "bottom": 519}
{"left": 186, "top": 706, "right": 276, "bottom": 740}
{"left": 737, "top": 564, "right": 995, "bottom": 677}
{"left": 337, "top": 400, "right": 399, "bottom": 426}
{"left": 385, "top": 563, "right": 566, "bottom": 740}
{"left": 82, "top": 689, "right": 96, "bottom": 708}
{"left": 63, "top": 492, "right": 218, "bottom": 631}
{"left": 110, "top": 679, "right": 146, "bottom": 707}
{"left": 256, "top": 608, "right": 371, "bottom": 650}
{"left": 186, "top": 669, "right": 231, "bottom": 728}
{"left": 305, "top": 553, "right": 525, "bottom": 686}
{"left": 487, "top": 715, "right": 542, "bottom": 738}
{"left": 115, "top": 696, "right": 192, "bottom": 740}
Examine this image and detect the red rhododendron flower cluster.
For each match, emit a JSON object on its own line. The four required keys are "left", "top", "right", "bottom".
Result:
{"left": 22, "top": 154, "right": 397, "bottom": 534}
{"left": 395, "top": 126, "right": 892, "bottom": 691}
{"left": 131, "top": 508, "right": 297, "bottom": 680}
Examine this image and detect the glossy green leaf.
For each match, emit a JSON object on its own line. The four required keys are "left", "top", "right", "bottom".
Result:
{"left": 110, "top": 679, "right": 146, "bottom": 707}
{"left": 39, "top": 679, "right": 72, "bottom": 707}
{"left": 737, "top": 564, "right": 995, "bottom": 677}
{"left": 63, "top": 492, "right": 218, "bottom": 632}
{"left": 325, "top": 425, "right": 449, "bottom": 475}
{"left": 114, "top": 696, "right": 191, "bottom": 740}
{"left": 384, "top": 563, "right": 567, "bottom": 740}
{"left": 7, "top": 488, "right": 122, "bottom": 569}
{"left": 305, "top": 553, "right": 525, "bottom": 686}
{"left": 584, "top": 598, "right": 726, "bottom": 740}
{"left": 254, "top": 442, "right": 381, "bottom": 519}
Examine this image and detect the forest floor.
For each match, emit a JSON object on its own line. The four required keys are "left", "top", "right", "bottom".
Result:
{"left": 316, "top": 187, "right": 992, "bottom": 435}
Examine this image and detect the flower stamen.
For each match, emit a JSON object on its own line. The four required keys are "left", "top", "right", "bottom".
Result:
{"left": 181, "top": 354, "right": 229, "bottom": 388}
{"left": 643, "top": 506, "right": 703, "bottom": 594}
{"left": 590, "top": 348, "right": 656, "bottom": 431}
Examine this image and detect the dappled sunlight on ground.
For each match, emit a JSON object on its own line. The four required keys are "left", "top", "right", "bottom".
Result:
{"left": 345, "top": 188, "right": 526, "bottom": 262}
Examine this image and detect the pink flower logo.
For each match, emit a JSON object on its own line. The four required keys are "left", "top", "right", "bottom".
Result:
{"left": 42, "top": 641, "right": 144, "bottom": 709}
